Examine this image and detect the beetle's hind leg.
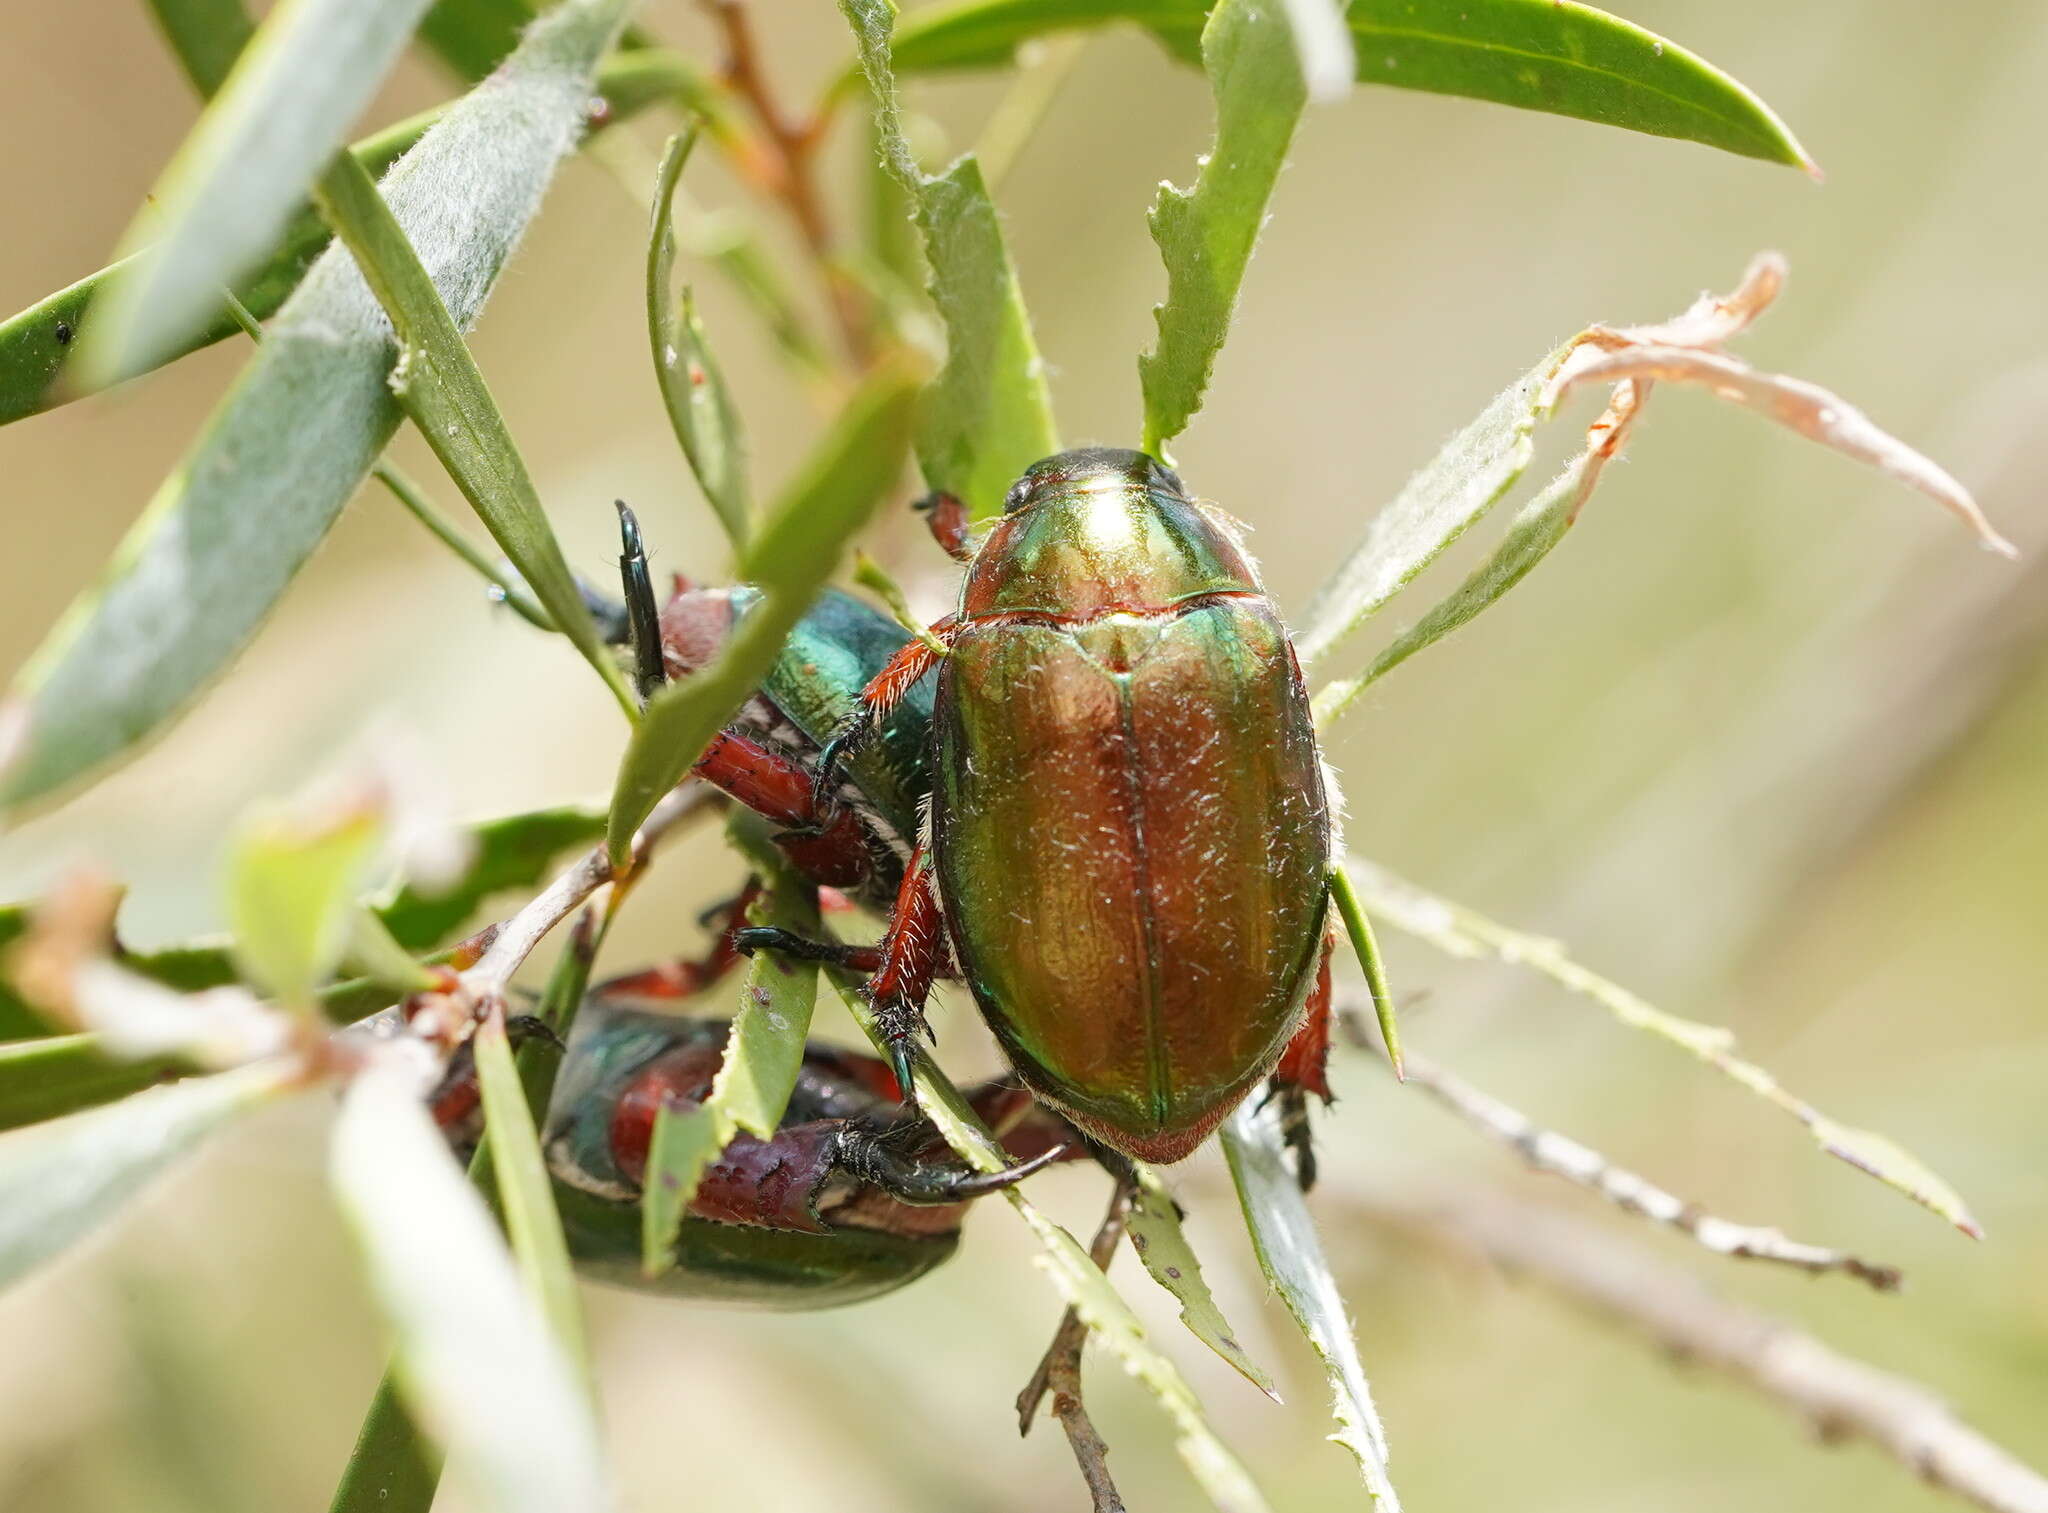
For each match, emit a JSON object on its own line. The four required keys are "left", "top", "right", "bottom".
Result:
{"left": 1266, "top": 923, "right": 1337, "bottom": 1191}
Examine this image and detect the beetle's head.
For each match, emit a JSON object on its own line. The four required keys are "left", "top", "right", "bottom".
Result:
{"left": 1002, "top": 447, "right": 1186, "bottom": 513}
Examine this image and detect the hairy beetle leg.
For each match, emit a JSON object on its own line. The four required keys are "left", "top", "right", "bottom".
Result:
{"left": 864, "top": 842, "right": 946, "bottom": 1101}
{"left": 694, "top": 729, "right": 873, "bottom": 889}
{"left": 811, "top": 621, "right": 958, "bottom": 816}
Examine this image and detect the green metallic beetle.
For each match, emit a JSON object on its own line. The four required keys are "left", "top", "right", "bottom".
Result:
{"left": 490, "top": 985, "right": 1069, "bottom": 1309}
{"left": 773, "top": 449, "right": 1339, "bottom": 1168}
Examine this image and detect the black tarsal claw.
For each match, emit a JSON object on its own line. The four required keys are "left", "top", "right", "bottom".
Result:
{"left": 847, "top": 1134, "right": 1067, "bottom": 1207}
{"left": 810, "top": 726, "right": 862, "bottom": 817}
{"left": 503, "top": 1014, "right": 566, "bottom": 1055}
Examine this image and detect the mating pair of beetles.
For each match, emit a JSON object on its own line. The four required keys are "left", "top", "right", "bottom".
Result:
{"left": 543, "top": 447, "right": 1348, "bottom": 1302}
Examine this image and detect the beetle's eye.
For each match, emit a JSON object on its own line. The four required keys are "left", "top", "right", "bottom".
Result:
{"left": 1002, "top": 476, "right": 1035, "bottom": 513}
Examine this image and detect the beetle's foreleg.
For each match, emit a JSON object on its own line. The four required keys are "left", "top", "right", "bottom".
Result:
{"left": 1268, "top": 923, "right": 1337, "bottom": 1191}
{"left": 835, "top": 1124, "right": 1066, "bottom": 1206}
{"left": 812, "top": 621, "right": 957, "bottom": 812}
{"left": 862, "top": 841, "right": 946, "bottom": 1101}
{"left": 912, "top": 490, "right": 975, "bottom": 562}
{"left": 730, "top": 928, "right": 884, "bottom": 973}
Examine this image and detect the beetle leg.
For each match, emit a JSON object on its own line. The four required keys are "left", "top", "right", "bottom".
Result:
{"left": 1268, "top": 924, "right": 1337, "bottom": 1191}
{"left": 859, "top": 841, "right": 947, "bottom": 1100}
{"left": 913, "top": 490, "right": 974, "bottom": 562}
{"left": 835, "top": 1124, "right": 1067, "bottom": 1206}
{"left": 694, "top": 729, "right": 874, "bottom": 889}
{"left": 812, "top": 620, "right": 957, "bottom": 811}
{"left": 730, "top": 928, "right": 883, "bottom": 973}
{"left": 599, "top": 882, "right": 765, "bottom": 1001}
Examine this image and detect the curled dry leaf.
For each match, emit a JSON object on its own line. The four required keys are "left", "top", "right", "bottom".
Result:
{"left": 1547, "top": 252, "right": 2017, "bottom": 558}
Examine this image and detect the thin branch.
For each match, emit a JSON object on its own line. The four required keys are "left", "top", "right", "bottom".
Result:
{"left": 700, "top": 0, "right": 870, "bottom": 362}
{"left": 461, "top": 782, "right": 714, "bottom": 997}
{"left": 1338, "top": 1008, "right": 1902, "bottom": 1291}
{"left": 1363, "top": 1185, "right": 2048, "bottom": 1513}
{"left": 1017, "top": 1176, "right": 1135, "bottom": 1513}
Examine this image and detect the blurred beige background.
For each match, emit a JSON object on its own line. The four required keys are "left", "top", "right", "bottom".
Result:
{"left": 1, "top": 2, "right": 2043, "bottom": 1509}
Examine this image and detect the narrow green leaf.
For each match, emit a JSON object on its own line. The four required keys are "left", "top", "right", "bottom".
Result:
{"left": 0, "top": 1035, "right": 180, "bottom": 1133}
{"left": 1295, "top": 342, "right": 1564, "bottom": 668}
{"left": 827, "top": 972, "right": 1269, "bottom": 1513}
{"left": 147, "top": 0, "right": 259, "bottom": 95}
{"left": 0, "top": 50, "right": 680, "bottom": 430}
{"left": 1127, "top": 1163, "right": 1280, "bottom": 1398}
{"left": 843, "top": 0, "right": 1059, "bottom": 517}
{"left": 1224, "top": 1101, "right": 1402, "bottom": 1509}
{"left": 310, "top": 149, "right": 635, "bottom": 714}
{"left": 327, "top": 1370, "right": 442, "bottom": 1513}
{"left": 642, "top": 853, "right": 819, "bottom": 1274}
{"left": 375, "top": 803, "right": 606, "bottom": 951}
{"left": 0, "top": 1060, "right": 295, "bottom": 1290}
{"left": 648, "top": 130, "right": 751, "bottom": 548}
{"left": 372, "top": 462, "right": 554, "bottom": 630}
{"left": 1327, "top": 861, "right": 1403, "bottom": 1075}
{"left": 1139, "top": 0, "right": 1306, "bottom": 457}
{"left": 329, "top": 1055, "right": 613, "bottom": 1513}
{"left": 889, "top": 0, "right": 1813, "bottom": 171}
{"left": 0, "top": 0, "right": 634, "bottom": 813}
{"left": 606, "top": 356, "right": 920, "bottom": 860}
{"left": 416, "top": 0, "right": 662, "bottom": 83}
{"left": 227, "top": 802, "right": 385, "bottom": 1012}
{"left": 474, "top": 1016, "right": 586, "bottom": 1361}
{"left": 82, "top": 0, "right": 437, "bottom": 387}
{"left": 1312, "top": 441, "right": 1589, "bottom": 725}
{"left": 1342, "top": 854, "right": 1985, "bottom": 1237}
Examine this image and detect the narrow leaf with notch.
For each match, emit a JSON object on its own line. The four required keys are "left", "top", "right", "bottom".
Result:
{"left": 648, "top": 130, "right": 751, "bottom": 548}
{"left": 607, "top": 357, "right": 920, "bottom": 860}
{"left": 1140, "top": 0, "right": 1307, "bottom": 456}
{"left": 1126, "top": 1164, "right": 1280, "bottom": 1398}
{"left": 843, "top": 0, "right": 1058, "bottom": 518}
{"left": 0, "top": 0, "right": 634, "bottom": 813}
{"left": 1224, "top": 1101, "right": 1402, "bottom": 1510}
{"left": 80, "top": 0, "right": 438, "bottom": 387}
{"left": 889, "top": 0, "right": 1814, "bottom": 171}
{"left": 641, "top": 852, "right": 819, "bottom": 1274}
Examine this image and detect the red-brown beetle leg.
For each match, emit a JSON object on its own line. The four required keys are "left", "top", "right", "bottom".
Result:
{"left": 812, "top": 619, "right": 959, "bottom": 810}
{"left": 598, "top": 883, "right": 764, "bottom": 1003}
{"left": 693, "top": 728, "right": 872, "bottom": 889}
{"left": 864, "top": 842, "right": 946, "bottom": 1101}
{"left": 913, "top": 490, "right": 974, "bottom": 562}
{"left": 1268, "top": 924, "right": 1337, "bottom": 1191}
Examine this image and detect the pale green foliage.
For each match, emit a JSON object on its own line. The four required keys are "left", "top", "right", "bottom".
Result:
{"left": 0, "top": 0, "right": 630, "bottom": 811}
{"left": 648, "top": 130, "right": 751, "bottom": 549}
{"left": 83, "top": 0, "right": 437, "bottom": 386}
{"left": 227, "top": 801, "right": 384, "bottom": 1012}
{"left": 330, "top": 1056, "right": 613, "bottom": 1513}
{"left": 474, "top": 1018, "right": 586, "bottom": 1363}
{"left": 641, "top": 853, "right": 820, "bottom": 1275}
{"left": 1224, "top": 1103, "right": 1402, "bottom": 1511}
{"left": 1128, "top": 1165, "right": 1280, "bottom": 1397}
{"left": 1140, "top": 0, "right": 1307, "bottom": 457}
{"left": 842, "top": 0, "right": 1058, "bottom": 517}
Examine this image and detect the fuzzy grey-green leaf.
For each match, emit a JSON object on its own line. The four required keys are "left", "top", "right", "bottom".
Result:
{"left": 0, "top": 0, "right": 630, "bottom": 814}
{"left": 81, "top": 0, "right": 437, "bottom": 387}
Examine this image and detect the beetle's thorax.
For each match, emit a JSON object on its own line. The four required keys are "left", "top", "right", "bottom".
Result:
{"left": 961, "top": 450, "right": 1258, "bottom": 620}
